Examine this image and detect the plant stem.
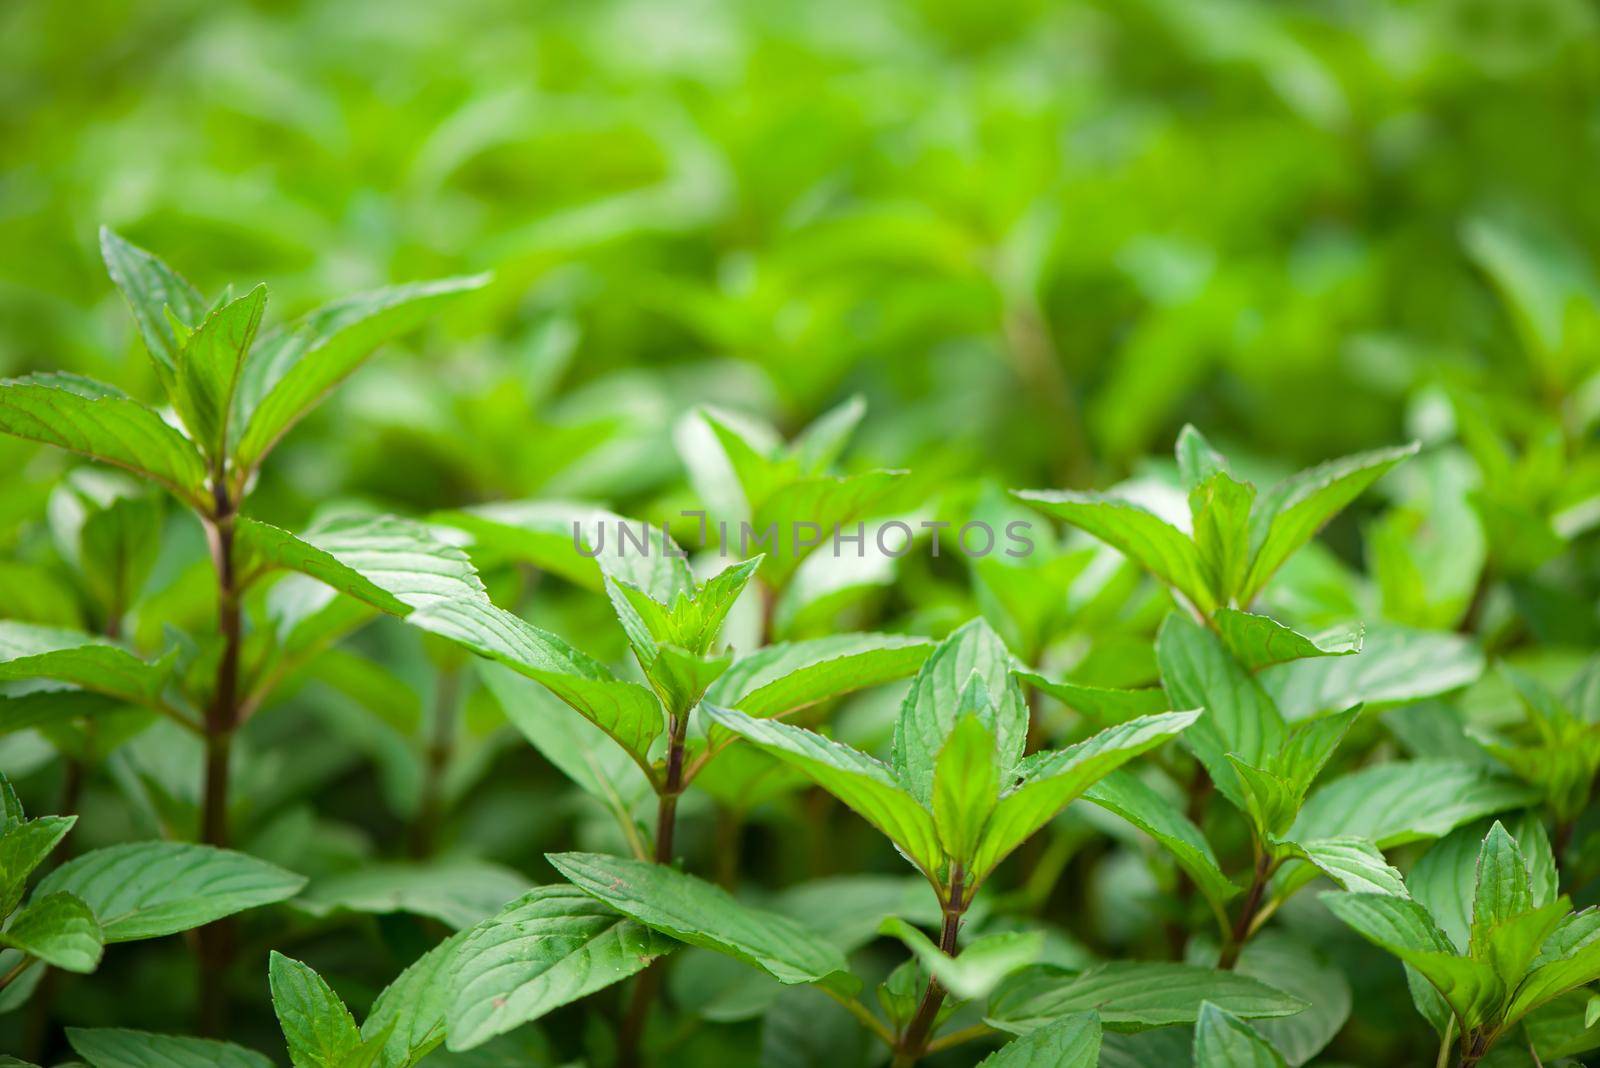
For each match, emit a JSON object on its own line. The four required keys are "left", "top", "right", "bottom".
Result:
{"left": 617, "top": 706, "right": 691, "bottom": 1067}
{"left": 197, "top": 482, "right": 241, "bottom": 1035}
{"left": 409, "top": 668, "right": 461, "bottom": 858}
{"left": 1219, "top": 850, "right": 1271, "bottom": 969}
{"left": 892, "top": 867, "right": 967, "bottom": 1067}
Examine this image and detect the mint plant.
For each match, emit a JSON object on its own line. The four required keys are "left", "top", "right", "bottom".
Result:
{"left": 0, "top": 233, "right": 484, "bottom": 1030}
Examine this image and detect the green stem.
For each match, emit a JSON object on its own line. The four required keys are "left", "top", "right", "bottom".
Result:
{"left": 197, "top": 484, "right": 241, "bottom": 1035}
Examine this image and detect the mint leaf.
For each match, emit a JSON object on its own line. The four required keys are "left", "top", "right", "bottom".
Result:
{"left": 445, "top": 885, "right": 671, "bottom": 1051}
{"left": 0, "top": 374, "right": 209, "bottom": 508}
{"left": 0, "top": 891, "right": 103, "bottom": 973}
{"left": 1214, "top": 609, "right": 1362, "bottom": 671}
{"left": 1193, "top": 1001, "right": 1289, "bottom": 1068}
{"left": 67, "top": 1028, "right": 273, "bottom": 1068}
{"left": 548, "top": 851, "right": 854, "bottom": 990}
{"left": 233, "top": 273, "right": 490, "bottom": 474}
{"left": 987, "top": 961, "right": 1307, "bottom": 1034}
{"left": 269, "top": 952, "right": 363, "bottom": 1068}
{"left": 172, "top": 284, "right": 266, "bottom": 463}
{"left": 0, "top": 622, "right": 172, "bottom": 703}
{"left": 37, "top": 841, "right": 306, "bottom": 942}
{"left": 877, "top": 917, "right": 1040, "bottom": 1000}
{"left": 98, "top": 228, "right": 207, "bottom": 380}
{"left": 978, "top": 1012, "right": 1100, "bottom": 1068}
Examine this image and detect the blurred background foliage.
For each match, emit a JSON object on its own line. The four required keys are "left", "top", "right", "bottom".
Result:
{"left": 4, "top": 0, "right": 1600, "bottom": 1062}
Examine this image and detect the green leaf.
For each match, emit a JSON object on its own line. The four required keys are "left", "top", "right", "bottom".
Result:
{"left": 749, "top": 470, "right": 907, "bottom": 586}
{"left": 1277, "top": 837, "right": 1406, "bottom": 897}
{"left": 1471, "top": 822, "right": 1533, "bottom": 957}
{"left": 977, "top": 1012, "right": 1101, "bottom": 1068}
{"left": 1191, "top": 472, "right": 1256, "bottom": 604}
{"left": 892, "top": 618, "right": 1026, "bottom": 806}
{"left": 0, "top": 622, "right": 171, "bottom": 704}
{"left": 1176, "top": 425, "right": 1230, "bottom": 491}
{"left": 987, "top": 961, "right": 1307, "bottom": 1034}
{"left": 359, "top": 930, "right": 468, "bottom": 1067}
{"left": 1157, "top": 612, "right": 1284, "bottom": 809}
{"left": 1292, "top": 760, "right": 1538, "bottom": 849}
{"left": 1320, "top": 892, "right": 1504, "bottom": 1029}
{"left": 878, "top": 917, "right": 1040, "bottom": 1000}
{"left": 408, "top": 596, "right": 664, "bottom": 771}
{"left": 932, "top": 713, "right": 1000, "bottom": 866}
{"left": 270, "top": 952, "right": 363, "bottom": 1068}
{"left": 1214, "top": 610, "right": 1362, "bottom": 671}
{"left": 233, "top": 273, "right": 490, "bottom": 473}
{"left": 295, "top": 860, "right": 528, "bottom": 930}
{"left": 36, "top": 841, "right": 306, "bottom": 942}
{"left": 238, "top": 514, "right": 487, "bottom": 616}
{"left": 1410, "top": 815, "right": 1558, "bottom": 953}
{"left": 0, "top": 374, "right": 209, "bottom": 508}
{"left": 704, "top": 704, "right": 942, "bottom": 877}
{"left": 0, "top": 815, "right": 76, "bottom": 914}
{"left": 445, "top": 885, "right": 670, "bottom": 1051}
{"left": 1083, "top": 770, "right": 1238, "bottom": 912}
{"left": 1018, "top": 671, "right": 1169, "bottom": 725}
{"left": 0, "top": 892, "right": 103, "bottom": 973}
{"left": 1017, "top": 490, "right": 1217, "bottom": 614}
{"left": 1506, "top": 911, "right": 1600, "bottom": 1023}
{"left": 67, "top": 1028, "right": 274, "bottom": 1068}
{"left": 173, "top": 284, "right": 266, "bottom": 461}
{"left": 548, "top": 851, "right": 854, "bottom": 991}
{"left": 99, "top": 228, "right": 207, "bottom": 378}
{"left": 1242, "top": 442, "right": 1419, "bottom": 601}
{"left": 707, "top": 634, "right": 935, "bottom": 719}
{"left": 1262, "top": 626, "right": 1484, "bottom": 720}
{"left": 970, "top": 711, "right": 1201, "bottom": 885}
{"left": 1193, "top": 1002, "right": 1288, "bottom": 1068}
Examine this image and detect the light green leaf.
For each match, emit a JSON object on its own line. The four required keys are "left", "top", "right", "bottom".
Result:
{"left": 98, "top": 228, "right": 207, "bottom": 377}
{"left": 1191, "top": 472, "right": 1256, "bottom": 603}
{"left": 878, "top": 917, "right": 1040, "bottom": 1001}
{"left": 0, "top": 815, "right": 76, "bottom": 914}
{"left": 1262, "top": 626, "right": 1484, "bottom": 720}
{"left": 704, "top": 704, "right": 942, "bottom": 877}
{"left": 362, "top": 927, "right": 469, "bottom": 1066}
{"left": 548, "top": 851, "right": 854, "bottom": 991}
{"left": 977, "top": 1012, "right": 1101, "bottom": 1068}
{"left": 933, "top": 713, "right": 1000, "bottom": 866}
{"left": 234, "top": 273, "right": 490, "bottom": 473}
{"left": 1214, "top": 609, "right": 1362, "bottom": 671}
{"left": 173, "top": 284, "right": 266, "bottom": 461}
{"left": 296, "top": 860, "right": 528, "bottom": 930}
{"left": 1193, "top": 1002, "right": 1289, "bottom": 1068}
{"left": 971, "top": 711, "right": 1201, "bottom": 885}
{"left": 748, "top": 470, "right": 907, "bottom": 586}
{"left": 1506, "top": 911, "right": 1600, "bottom": 1023}
{"left": 1176, "top": 425, "right": 1229, "bottom": 491}
{"left": 1017, "top": 490, "right": 1217, "bottom": 614}
{"left": 0, "top": 622, "right": 171, "bottom": 704}
{"left": 445, "top": 885, "right": 670, "bottom": 1051}
{"left": 892, "top": 618, "right": 1027, "bottom": 806}
{"left": 1084, "top": 770, "right": 1238, "bottom": 912}
{"left": 987, "top": 961, "right": 1307, "bottom": 1034}
{"left": 67, "top": 1028, "right": 274, "bottom": 1068}
{"left": 1410, "top": 814, "right": 1559, "bottom": 953}
{"left": 1157, "top": 612, "right": 1283, "bottom": 809}
{"left": 707, "top": 634, "right": 934, "bottom": 719}
{"left": 1277, "top": 837, "right": 1406, "bottom": 897}
{"left": 0, "top": 374, "right": 209, "bottom": 508}
{"left": 1471, "top": 822, "right": 1533, "bottom": 957}
{"left": 239, "top": 514, "right": 487, "bottom": 615}
{"left": 270, "top": 952, "right": 363, "bottom": 1068}
{"left": 1018, "top": 671, "right": 1169, "bottom": 725}
{"left": 1320, "top": 892, "right": 1503, "bottom": 1029}
{"left": 1242, "top": 442, "right": 1419, "bottom": 601}
{"left": 0, "top": 892, "right": 103, "bottom": 973}
{"left": 408, "top": 597, "right": 664, "bottom": 770}
{"left": 36, "top": 841, "right": 306, "bottom": 942}
{"left": 1292, "top": 760, "right": 1538, "bottom": 849}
